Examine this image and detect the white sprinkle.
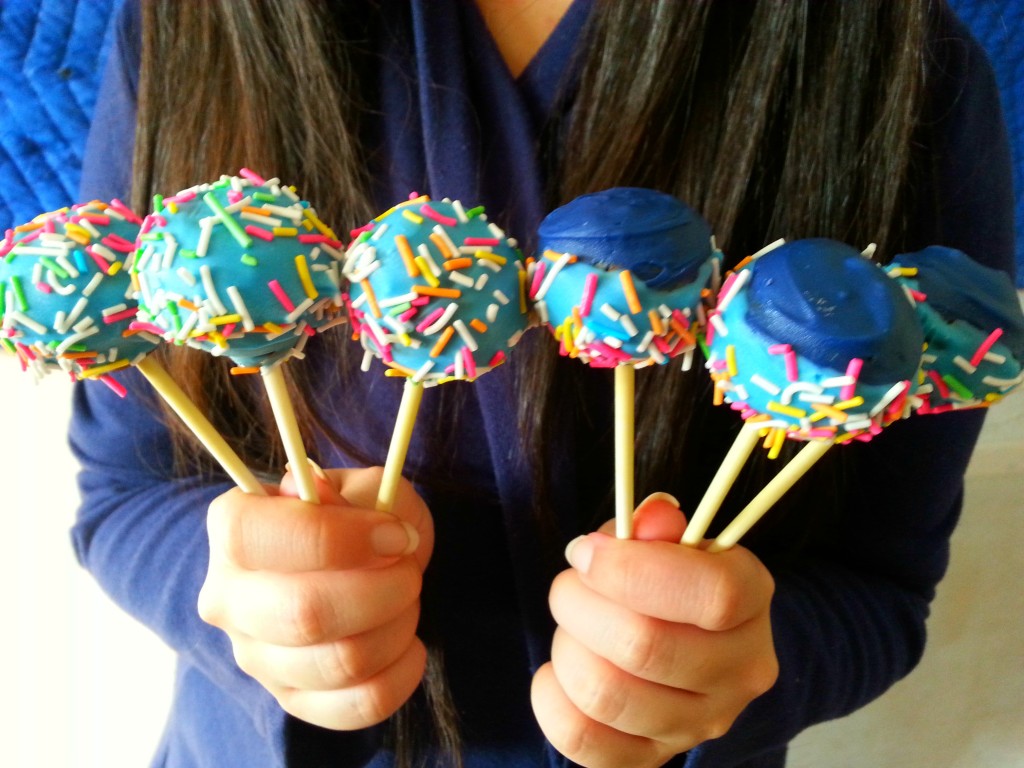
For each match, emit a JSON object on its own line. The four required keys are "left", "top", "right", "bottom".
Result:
{"left": 709, "top": 313, "right": 728, "bottom": 338}
{"left": 89, "top": 243, "right": 117, "bottom": 266}
{"left": 197, "top": 219, "right": 214, "bottom": 257}
{"left": 820, "top": 375, "right": 855, "bottom": 389}
{"left": 56, "top": 253, "right": 80, "bottom": 279}
{"left": 448, "top": 271, "right": 475, "bottom": 288}
{"left": 533, "top": 252, "right": 573, "bottom": 301}
{"left": 176, "top": 267, "right": 197, "bottom": 287}
{"left": 285, "top": 297, "right": 315, "bottom": 324}
{"left": 953, "top": 355, "right": 977, "bottom": 375}
{"left": 636, "top": 330, "right": 655, "bottom": 353}
{"left": 534, "top": 299, "right": 549, "bottom": 324}
{"left": 780, "top": 381, "right": 822, "bottom": 405}
{"left": 680, "top": 348, "right": 695, "bottom": 371}
{"left": 432, "top": 225, "right": 460, "bottom": 260}
{"left": 492, "top": 289, "right": 510, "bottom": 306}
{"left": 475, "top": 273, "right": 490, "bottom": 291}
{"left": 983, "top": 372, "right": 1024, "bottom": 388}
{"left": 200, "top": 264, "right": 228, "bottom": 315}
{"left": 618, "top": 314, "right": 639, "bottom": 338}
{"left": 226, "top": 286, "right": 255, "bottom": 331}
{"left": 732, "top": 384, "right": 750, "bottom": 402}
{"left": 416, "top": 244, "right": 443, "bottom": 277}
{"left": 223, "top": 196, "right": 253, "bottom": 214}
{"left": 602, "top": 336, "right": 623, "bottom": 349}
{"left": 412, "top": 360, "right": 435, "bottom": 383}
{"left": 452, "top": 319, "right": 478, "bottom": 351}
{"left": 360, "top": 349, "right": 374, "bottom": 372}
{"left": 262, "top": 203, "right": 302, "bottom": 222}
{"left": 309, "top": 246, "right": 322, "bottom": 262}
{"left": 241, "top": 211, "right": 283, "bottom": 226}
{"left": 798, "top": 392, "right": 837, "bottom": 404}
{"left": 9, "top": 311, "right": 48, "bottom": 335}
{"left": 869, "top": 381, "right": 911, "bottom": 417}
{"left": 486, "top": 303, "right": 499, "bottom": 323}
{"left": 600, "top": 303, "right": 621, "bottom": 322}
{"left": 348, "top": 259, "right": 381, "bottom": 284}
{"left": 984, "top": 351, "right": 1007, "bottom": 364}
{"left": 55, "top": 325, "right": 98, "bottom": 355}
{"left": 422, "top": 303, "right": 458, "bottom": 335}
{"left": 45, "top": 272, "right": 75, "bottom": 296}
{"left": 750, "top": 238, "right": 786, "bottom": 260}
{"left": 175, "top": 311, "right": 199, "bottom": 342}
{"left": 647, "top": 345, "right": 665, "bottom": 364}
{"left": 861, "top": 243, "right": 878, "bottom": 260}
{"left": 378, "top": 292, "right": 418, "bottom": 309}
{"left": 280, "top": 186, "right": 300, "bottom": 202}
{"left": 750, "top": 374, "right": 782, "bottom": 396}
{"left": 53, "top": 310, "right": 67, "bottom": 334}
{"left": 162, "top": 234, "right": 178, "bottom": 271}
{"left": 452, "top": 200, "right": 469, "bottom": 223}
{"left": 370, "top": 223, "right": 388, "bottom": 241}
{"left": 64, "top": 296, "right": 90, "bottom": 329}
{"left": 716, "top": 268, "right": 750, "bottom": 313}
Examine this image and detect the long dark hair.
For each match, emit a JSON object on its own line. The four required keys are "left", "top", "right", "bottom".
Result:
{"left": 133, "top": 0, "right": 935, "bottom": 764}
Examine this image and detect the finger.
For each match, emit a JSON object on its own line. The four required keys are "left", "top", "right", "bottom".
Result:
{"left": 201, "top": 559, "right": 422, "bottom": 646}
{"left": 564, "top": 534, "right": 774, "bottom": 630}
{"left": 279, "top": 460, "right": 346, "bottom": 505}
{"left": 531, "top": 663, "right": 666, "bottom": 768}
{"left": 230, "top": 602, "right": 421, "bottom": 692}
{"left": 272, "top": 638, "right": 427, "bottom": 730}
{"left": 632, "top": 493, "right": 688, "bottom": 542}
{"left": 207, "top": 488, "right": 421, "bottom": 572}
{"left": 550, "top": 568, "right": 775, "bottom": 694}
{"left": 550, "top": 627, "right": 714, "bottom": 748}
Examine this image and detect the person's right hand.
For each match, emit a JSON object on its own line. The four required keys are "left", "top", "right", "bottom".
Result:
{"left": 198, "top": 465, "right": 433, "bottom": 730}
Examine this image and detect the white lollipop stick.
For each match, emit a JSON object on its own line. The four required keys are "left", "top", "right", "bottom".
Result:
{"left": 376, "top": 379, "right": 424, "bottom": 513}
{"left": 681, "top": 420, "right": 763, "bottom": 546}
{"left": 135, "top": 357, "right": 266, "bottom": 495}
{"left": 261, "top": 365, "right": 319, "bottom": 504}
{"left": 615, "top": 365, "right": 635, "bottom": 539}
{"left": 707, "top": 439, "right": 833, "bottom": 553}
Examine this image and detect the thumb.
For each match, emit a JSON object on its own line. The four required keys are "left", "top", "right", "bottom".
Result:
{"left": 279, "top": 460, "right": 345, "bottom": 505}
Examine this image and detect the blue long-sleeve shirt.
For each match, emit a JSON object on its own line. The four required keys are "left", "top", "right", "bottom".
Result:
{"left": 72, "top": 2, "right": 1016, "bottom": 766}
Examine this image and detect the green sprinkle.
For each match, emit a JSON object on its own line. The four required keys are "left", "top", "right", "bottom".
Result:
{"left": 181, "top": 249, "right": 198, "bottom": 259}
{"left": 697, "top": 335, "right": 710, "bottom": 361}
{"left": 465, "top": 206, "right": 485, "bottom": 219}
{"left": 153, "top": 194, "right": 164, "bottom": 214}
{"left": 140, "top": 232, "right": 164, "bottom": 241}
{"left": 253, "top": 192, "right": 277, "bottom": 203}
{"left": 942, "top": 374, "right": 974, "bottom": 401}
{"left": 203, "top": 192, "right": 252, "bottom": 249}
{"left": 241, "top": 254, "right": 259, "bottom": 267}
{"left": 10, "top": 275, "right": 28, "bottom": 312}
{"left": 166, "top": 301, "right": 182, "bottom": 333}
{"left": 356, "top": 231, "right": 372, "bottom": 245}
{"left": 39, "top": 256, "right": 69, "bottom": 279}
{"left": 388, "top": 303, "right": 413, "bottom": 316}
{"left": 0, "top": 281, "right": 6, "bottom": 315}
{"left": 1, "top": 337, "right": 15, "bottom": 354}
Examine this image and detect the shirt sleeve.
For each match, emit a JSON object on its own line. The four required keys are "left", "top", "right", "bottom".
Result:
{"left": 70, "top": 4, "right": 383, "bottom": 762}
{"left": 690, "top": 8, "right": 1016, "bottom": 765}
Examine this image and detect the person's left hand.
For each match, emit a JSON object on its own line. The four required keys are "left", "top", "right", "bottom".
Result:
{"left": 531, "top": 494, "right": 779, "bottom": 767}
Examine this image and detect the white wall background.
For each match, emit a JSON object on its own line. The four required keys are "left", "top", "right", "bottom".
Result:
{"left": 0, "top": 349, "right": 1021, "bottom": 767}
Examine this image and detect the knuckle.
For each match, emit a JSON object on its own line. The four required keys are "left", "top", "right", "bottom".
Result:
{"left": 283, "top": 586, "right": 331, "bottom": 645}
{"left": 573, "top": 666, "right": 627, "bottom": 727}
{"left": 704, "top": 569, "right": 745, "bottom": 630}
{"left": 196, "top": 580, "right": 223, "bottom": 627}
{"left": 207, "top": 495, "right": 248, "bottom": 566}
{"left": 313, "top": 640, "right": 364, "bottom": 688}
{"left": 614, "top": 615, "right": 667, "bottom": 678}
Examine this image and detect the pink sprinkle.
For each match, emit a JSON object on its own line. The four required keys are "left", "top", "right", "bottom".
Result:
{"left": 462, "top": 347, "right": 477, "bottom": 379}
{"left": 16, "top": 341, "right": 36, "bottom": 361}
{"left": 350, "top": 223, "right": 375, "bottom": 240}
{"left": 416, "top": 307, "right": 446, "bottom": 333}
{"left": 411, "top": 296, "right": 431, "bottom": 307}
{"left": 970, "top": 327, "right": 1004, "bottom": 368}
{"left": 267, "top": 280, "right": 296, "bottom": 312}
{"left": 652, "top": 336, "right": 671, "bottom": 354}
{"left": 245, "top": 225, "right": 274, "bottom": 242}
{"left": 303, "top": 324, "right": 315, "bottom": 337}
{"left": 927, "top": 369, "right": 950, "bottom": 399}
{"left": 103, "top": 308, "right": 139, "bottom": 325}
{"left": 129, "top": 321, "right": 167, "bottom": 336}
{"left": 767, "top": 343, "right": 791, "bottom": 355}
{"left": 298, "top": 234, "right": 342, "bottom": 247}
{"left": 35, "top": 282, "right": 53, "bottom": 294}
{"left": 221, "top": 323, "right": 237, "bottom": 338}
{"left": 529, "top": 262, "right": 546, "bottom": 300}
{"left": 784, "top": 350, "right": 799, "bottom": 382}
{"left": 589, "top": 341, "right": 631, "bottom": 363}
{"left": 86, "top": 245, "right": 112, "bottom": 274}
{"left": 908, "top": 288, "right": 928, "bottom": 302}
{"left": 364, "top": 326, "right": 391, "bottom": 362}
{"left": 488, "top": 350, "right": 506, "bottom": 367}
{"left": 102, "top": 233, "right": 135, "bottom": 252}
{"left": 463, "top": 237, "right": 499, "bottom": 246}
{"left": 398, "top": 307, "right": 419, "bottom": 323}
{"left": 99, "top": 375, "right": 128, "bottom": 398}
{"left": 840, "top": 358, "right": 863, "bottom": 400}
{"left": 419, "top": 203, "right": 458, "bottom": 227}
{"left": 165, "top": 190, "right": 197, "bottom": 205}
{"left": 109, "top": 199, "right": 143, "bottom": 224}
{"left": 806, "top": 428, "right": 835, "bottom": 440}
{"left": 580, "top": 273, "right": 598, "bottom": 317}
{"left": 717, "top": 272, "right": 738, "bottom": 305}
{"left": 239, "top": 167, "right": 267, "bottom": 186}
{"left": 19, "top": 230, "right": 41, "bottom": 245}
{"left": 227, "top": 191, "right": 244, "bottom": 205}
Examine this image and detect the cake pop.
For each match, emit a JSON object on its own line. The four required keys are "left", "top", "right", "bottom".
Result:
{"left": 343, "top": 194, "right": 529, "bottom": 511}
{"left": 537, "top": 188, "right": 721, "bottom": 538}
{"left": 689, "top": 238, "right": 923, "bottom": 550}
{"left": 135, "top": 171, "right": 344, "bottom": 502}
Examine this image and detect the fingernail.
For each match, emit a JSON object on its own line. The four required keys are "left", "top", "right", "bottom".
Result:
{"left": 639, "top": 491, "right": 680, "bottom": 509}
{"left": 564, "top": 535, "right": 594, "bottom": 574}
{"left": 371, "top": 521, "right": 420, "bottom": 557}
{"left": 306, "top": 458, "right": 329, "bottom": 482}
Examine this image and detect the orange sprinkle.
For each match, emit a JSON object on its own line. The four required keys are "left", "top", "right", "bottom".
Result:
{"left": 648, "top": 309, "right": 665, "bottom": 336}
{"left": 619, "top": 270, "right": 642, "bottom": 314}
{"left": 430, "top": 326, "right": 455, "bottom": 357}
{"left": 543, "top": 249, "right": 576, "bottom": 263}
{"left": 413, "top": 285, "right": 461, "bottom": 299}
{"left": 61, "top": 351, "right": 98, "bottom": 360}
{"left": 469, "top": 318, "right": 488, "bottom": 333}
{"left": 230, "top": 366, "right": 261, "bottom": 375}
{"left": 385, "top": 362, "right": 417, "bottom": 378}
{"left": 14, "top": 221, "right": 44, "bottom": 233}
{"left": 242, "top": 206, "right": 273, "bottom": 217}
{"left": 395, "top": 235, "right": 419, "bottom": 278}
{"left": 428, "top": 233, "right": 453, "bottom": 260}
{"left": 443, "top": 257, "right": 473, "bottom": 271}
{"left": 713, "top": 383, "right": 726, "bottom": 406}
{"left": 64, "top": 225, "right": 91, "bottom": 245}
{"left": 361, "top": 279, "right": 382, "bottom": 317}
{"left": 518, "top": 269, "right": 528, "bottom": 313}
{"left": 178, "top": 299, "right": 199, "bottom": 312}
{"left": 811, "top": 402, "right": 849, "bottom": 423}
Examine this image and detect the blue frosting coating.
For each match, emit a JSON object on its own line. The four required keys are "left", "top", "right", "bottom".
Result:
{"left": 135, "top": 175, "right": 344, "bottom": 369}
{"left": 344, "top": 197, "right": 528, "bottom": 384}
{"left": 887, "top": 246, "right": 1024, "bottom": 409}
{"left": 537, "top": 188, "right": 714, "bottom": 289}
{"left": 706, "top": 239, "right": 923, "bottom": 441}
{"left": 745, "top": 239, "right": 922, "bottom": 385}
{"left": 1, "top": 201, "right": 154, "bottom": 382}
